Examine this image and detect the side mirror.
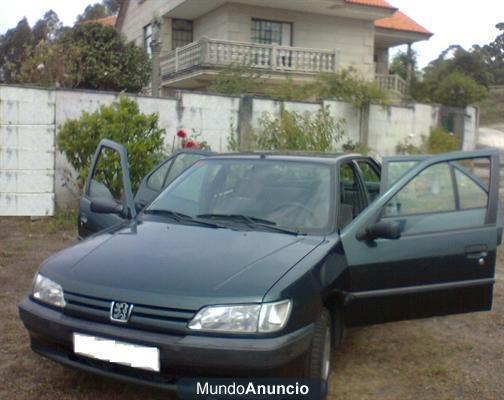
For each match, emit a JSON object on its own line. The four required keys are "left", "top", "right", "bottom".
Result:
{"left": 356, "top": 220, "right": 401, "bottom": 241}
{"left": 90, "top": 198, "right": 124, "bottom": 215}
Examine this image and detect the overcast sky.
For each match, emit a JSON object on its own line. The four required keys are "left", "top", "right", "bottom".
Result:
{"left": 390, "top": 0, "right": 502, "bottom": 67}
{"left": 0, "top": 0, "right": 502, "bottom": 69}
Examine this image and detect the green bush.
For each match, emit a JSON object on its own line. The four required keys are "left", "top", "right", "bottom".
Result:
{"left": 342, "top": 140, "right": 370, "bottom": 155}
{"left": 432, "top": 72, "right": 488, "bottom": 108}
{"left": 427, "top": 127, "right": 461, "bottom": 153}
{"left": 395, "top": 138, "right": 425, "bottom": 155}
{"left": 311, "top": 70, "right": 389, "bottom": 107}
{"left": 266, "top": 77, "right": 311, "bottom": 101}
{"left": 58, "top": 96, "right": 165, "bottom": 193}
{"left": 254, "top": 106, "right": 345, "bottom": 152}
{"left": 395, "top": 127, "right": 461, "bottom": 155}
{"left": 210, "top": 64, "right": 264, "bottom": 95}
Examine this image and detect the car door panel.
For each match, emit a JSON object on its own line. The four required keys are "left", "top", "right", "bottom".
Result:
{"left": 341, "top": 149, "right": 500, "bottom": 326}
{"left": 78, "top": 140, "right": 136, "bottom": 239}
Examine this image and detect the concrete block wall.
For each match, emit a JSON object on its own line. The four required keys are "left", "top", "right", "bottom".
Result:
{"left": 0, "top": 86, "right": 56, "bottom": 216}
{"left": 0, "top": 85, "right": 478, "bottom": 216}
{"left": 368, "top": 103, "right": 440, "bottom": 156}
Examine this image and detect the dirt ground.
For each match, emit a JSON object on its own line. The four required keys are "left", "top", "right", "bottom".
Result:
{"left": 1, "top": 216, "right": 503, "bottom": 400}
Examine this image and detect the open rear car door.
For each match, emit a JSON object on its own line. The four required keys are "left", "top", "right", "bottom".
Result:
{"left": 341, "top": 149, "right": 501, "bottom": 326}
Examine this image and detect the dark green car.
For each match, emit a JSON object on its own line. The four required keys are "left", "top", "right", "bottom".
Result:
{"left": 19, "top": 140, "right": 501, "bottom": 396}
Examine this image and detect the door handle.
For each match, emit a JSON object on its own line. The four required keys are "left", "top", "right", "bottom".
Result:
{"left": 465, "top": 245, "right": 488, "bottom": 266}
{"left": 466, "top": 251, "right": 488, "bottom": 259}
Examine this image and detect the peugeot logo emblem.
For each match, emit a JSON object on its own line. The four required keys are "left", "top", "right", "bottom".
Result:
{"left": 110, "top": 301, "right": 134, "bottom": 323}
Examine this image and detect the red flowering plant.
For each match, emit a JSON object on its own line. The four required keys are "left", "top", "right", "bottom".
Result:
{"left": 174, "top": 129, "right": 210, "bottom": 151}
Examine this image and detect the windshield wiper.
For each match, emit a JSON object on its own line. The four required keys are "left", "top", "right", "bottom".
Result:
{"left": 144, "top": 209, "right": 222, "bottom": 228}
{"left": 196, "top": 214, "right": 303, "bottom": 235}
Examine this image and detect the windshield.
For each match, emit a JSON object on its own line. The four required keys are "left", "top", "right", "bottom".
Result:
{"left": 146, "top": 159, "right": 333, "bottom": 234}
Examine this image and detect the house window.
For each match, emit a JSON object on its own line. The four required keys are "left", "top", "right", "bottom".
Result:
{"left": 251, "top": 18, "right": 292, "bottom": 46}
{"left": 143, "top": 24, "right": 152, "bottom": 58}
{"left": 172, "top": 19, "right": 193, "bottom": 50}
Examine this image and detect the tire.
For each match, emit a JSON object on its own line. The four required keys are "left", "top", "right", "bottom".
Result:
{"left": 304, "top": 308, "right": 332, "bottom": 385}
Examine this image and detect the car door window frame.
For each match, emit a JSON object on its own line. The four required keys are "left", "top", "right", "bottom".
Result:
{"left": 84, "top": 139, "right": 136, "bottom": 219}
{"left": 353, "top": 157, "right": 381, "bottom": 204}
{"left": 342, "top": 150, "right": 499, "bottom": 239}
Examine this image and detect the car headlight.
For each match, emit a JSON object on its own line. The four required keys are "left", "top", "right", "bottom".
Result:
{"left": 32, "top": 273, "right": 66, "bottom": 308}
{"left": 188, "top": 300, "right": 291, "bottom": 334}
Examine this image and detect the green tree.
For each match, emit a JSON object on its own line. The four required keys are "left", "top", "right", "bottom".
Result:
{"left": 77, "top": 3, "right": 108, "bottom": 22}
{"left": 32, "top": 10, "right": 63, "bottom": 43}
{"left": 474, "top": 23, "right": 504, "bottom": 85}
{"left": 389, "top": 50, "right": 419, "bottom": 81}
{"left": 58, "top": 23, "right": 150, "bottom": 92}
{"left": 432, "top": 71, "right": 487, "bottom": 108}
{"left": 58, "top": 96, "right": 165, "bottom": 192}
{"left": 17, "top": 40, "right": 82, "bottom": 87}
{"left": 0, "top": 18, "right": 33, "bottom": 82}
{"left": 103, "top": 0, "right": 124, "bottom": 15}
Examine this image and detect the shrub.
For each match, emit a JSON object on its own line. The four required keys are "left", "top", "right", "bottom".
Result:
{"left": 395, "top": 138, "right": 425, "bottom": 155}
{"left": 266, "top": 77, "right": 311, "bottom": 101}
{"left": 254, "top": 106, "right": 345, "bottom": 152}
{"left": 395, "top": 127, "right": 461, "bottom": 155}
{"left": 342, "top": 140, "right": 370, "bottom": 155}
{"left": 210, "top": 64, "right": 264, "bottom": 95}
{"left": 427, "top": 127, "right": 461, "bottom": 153}
{"left": 311, "top": 70, "right": 389, "bottom": 107}
{"left": 432, "top": 71, "right": 488, "bottom": 108}
{"left": 58, "top": 96, "right": 165, "bottom": 193}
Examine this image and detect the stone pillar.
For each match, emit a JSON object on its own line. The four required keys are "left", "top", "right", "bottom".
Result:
{"left": 150, "top": 41, "right": 162, "bottom": 97}
{"left": 238, "top": 95, "right": 254, "bottom": 151}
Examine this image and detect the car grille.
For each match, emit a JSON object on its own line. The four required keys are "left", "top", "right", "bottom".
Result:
{"left": 63, "top": 291, "right": 196, "bottom": 335}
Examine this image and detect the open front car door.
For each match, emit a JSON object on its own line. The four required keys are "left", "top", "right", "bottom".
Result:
{"left": 341, "top": 149, "right": 501, "bottom": 326}
{"left": 78, "top": 139, "right": 136, "bottom": 239}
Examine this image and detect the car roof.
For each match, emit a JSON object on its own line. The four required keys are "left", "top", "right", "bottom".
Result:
{"left": 205, "top": 151, "right": 364, "bottom": 164}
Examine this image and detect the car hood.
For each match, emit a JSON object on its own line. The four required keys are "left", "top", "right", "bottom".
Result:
{"left": 41, "top": 220, "right": 324, "bottom": 310}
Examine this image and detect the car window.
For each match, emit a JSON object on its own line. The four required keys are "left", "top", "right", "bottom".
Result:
{"left": 88, "top": 147, "right": 124, "bottom": 203}
{"left": 357, "top": 160, "right": 380, "bottom": 202}
{"left": 339, "top": 163, "right": 365, "bottom": 228}
{"left": 357, "top": 161, "right": 380, "bottom": 183}
{"left": 381, "top": 158, "right": 490, "bottom": 235}
{"left": 384, "top": 160, "right": 420, "bottom": 189}
{"left": 454, "top": 168, "right": 488, "bottom": 209}
{"left": 147, "top": 159, "right": 173, "bottom": 192}
{"left": 383, "top": 163, "right": 455, "bottom": 217}
{"left": 165, "top": 153, "right": 205, "bottom": 186}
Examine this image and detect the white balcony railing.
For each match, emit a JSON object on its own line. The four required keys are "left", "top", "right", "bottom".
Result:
{"left": 160, "top": 37, "right": 338, "bottom": 78}
{"left": 375, "top": 73, "right": 408, "bottom": 96}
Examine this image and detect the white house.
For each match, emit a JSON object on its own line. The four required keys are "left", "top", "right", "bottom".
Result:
{"left": 116, "top": 0, "right": 432, "bottom": 95}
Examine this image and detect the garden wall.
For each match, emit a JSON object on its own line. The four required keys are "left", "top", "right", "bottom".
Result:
{"left": 0, "top": 84, "right": 479, "bottom": 215}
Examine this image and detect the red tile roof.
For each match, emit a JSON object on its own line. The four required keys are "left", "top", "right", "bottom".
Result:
{"left": 345, "top": 0, "right": 396, "bottom": 9}
{"left": 346, "top": 0, "right": 432, "bottom": 36}
{"left": 89, "top": 15, "right": 117, "bottom": 27}
{"left": 375, "top": 10, "right": 432, "bottom": 35}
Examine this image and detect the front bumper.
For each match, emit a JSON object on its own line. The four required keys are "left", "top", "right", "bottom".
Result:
{"left": 19, "top": 297, "right": 314, "bottom": 389}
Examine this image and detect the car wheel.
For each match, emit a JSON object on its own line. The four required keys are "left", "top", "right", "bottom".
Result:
{"left": 304, "top": 308, "right": 332, "bottom": 387}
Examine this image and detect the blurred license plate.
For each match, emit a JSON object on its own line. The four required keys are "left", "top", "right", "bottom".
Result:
{"left": 73, "top": 333, "right": 160, "bottom": 372}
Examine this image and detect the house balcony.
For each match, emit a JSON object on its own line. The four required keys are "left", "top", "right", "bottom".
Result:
{"left": 160, "top": 37, "right": 338, "bottom": 90}
{"left": 159, "top": 37, "right": 409, "bottom": 98}
{"left": 375, "top": 73, "right": 408, "bottom": 97}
